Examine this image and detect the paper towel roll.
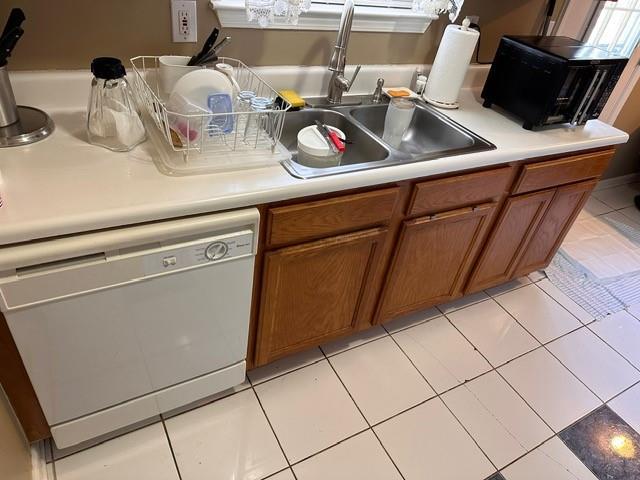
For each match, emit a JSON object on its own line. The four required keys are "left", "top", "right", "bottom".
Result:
{"left": 424, "top": 23, "right": 479, "bottom": 109}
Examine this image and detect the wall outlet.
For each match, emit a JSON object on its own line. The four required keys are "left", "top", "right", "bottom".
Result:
{"left": 171, "top": 0, "right": 197, "bottom": 43}
{"left": 467, "top": 15, "right": 480, "bottom": 25}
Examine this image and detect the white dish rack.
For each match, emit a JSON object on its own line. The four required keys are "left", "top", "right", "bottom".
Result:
{"left": 129, "top": 56, "right": 292, "bottom": 175}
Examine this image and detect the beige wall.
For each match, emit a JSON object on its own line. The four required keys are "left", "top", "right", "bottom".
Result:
{"left": 606, "top": 80, "right": 640, "bottom": 178}
{"left": 0, "top": 387, "right": 31, "bottom": 480}
{"left": 3, "top": 0, "right": 551, "bottom": 70}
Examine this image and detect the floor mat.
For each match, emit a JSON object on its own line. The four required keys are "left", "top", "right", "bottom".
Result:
{"left": 545, "top": 212, "right": 640, "bottom": 319}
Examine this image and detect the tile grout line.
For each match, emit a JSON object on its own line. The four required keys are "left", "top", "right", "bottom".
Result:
{"left": 530, "top": 280, "right": 596, "bottom": 328}
{"left": 605, "top": 377, "right": 640, "bottom": 406}
{"left": 442, "top": 308, "right": 557, "bottom": 435}
{"left": 483, "top": 279, "right": 533, "bottom": 300}
{"left": 440, "top": 313, "right": 597, "bottom": 477}
{"left": 248, "top": 354, "right": 326, "bottom": 387}
{"left": 435, "top": 294, "right": 490, "bottom": 317}
{"left": 321, "top": 347, "right": 408, "bottom": 480}
{"left": 380, "top": 310, "right": 442, "bottom": 335}
{"left": 320, "top": 328, "right": 391, "bottom": 359}
{"left": 160, "top": 419, "right": 184, "bottom": 480}
{"left": 489, "top": 296, "right": 607, "bottom": 419}
{"left": 626, "top": 307, "right": 640, "bottom": 322}
{"left": 252, "top": 355, "right": 405, "bottom": 475}
{"left": 286, "top": 426, "right": 372, "bottom": 468}
{"left": 262, "top": 466, "right": 295, "bottom": 479}
{"left": 585, "top": 322, "right": 640, "bottom": 376}
{"left": 384, "top": 326, "right": 500, "bottom": 474}
{"left": 254, "top": 276, "right": 640, "bottom": 477}
{"left": 250, "top": 386, "right": 295, "bottom": 470}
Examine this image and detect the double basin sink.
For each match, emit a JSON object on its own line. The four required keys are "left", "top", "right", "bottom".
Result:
{"left": 279, "top": 99, "right": 495, "bottom": 179}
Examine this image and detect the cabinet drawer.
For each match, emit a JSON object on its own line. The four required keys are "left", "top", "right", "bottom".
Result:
{"left": 408, "top": 167, "right": 513, "bottom": 216}
{"left": 266, "top": 187, "right": 399, "bottom": 247}
{"left": 513, "top": 149, "right": 614, "bottom": 194}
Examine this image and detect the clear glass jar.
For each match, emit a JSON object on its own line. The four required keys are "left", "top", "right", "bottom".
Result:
{"left": 87, "top": 57, "right": 146, "bottom": 152}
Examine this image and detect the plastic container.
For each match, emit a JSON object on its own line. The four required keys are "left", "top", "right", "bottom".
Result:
{"left": 158, "top": 55, "right": 201, "bottom": 95}
{"left": 87, "top": 57, "right": 146, "bottom": 152}
{"left": 382, "top": 97, "right": 415, "bottom": 148}
{"left": 297, "top": 125, "right": 345, "bottom": 168}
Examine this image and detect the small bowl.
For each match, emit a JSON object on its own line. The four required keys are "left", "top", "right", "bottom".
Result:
{"left": 158, "top": 55, "right": 201, "bottom": 95}
{"left": 297, "top": 125, "right": 345, "bottom": 168}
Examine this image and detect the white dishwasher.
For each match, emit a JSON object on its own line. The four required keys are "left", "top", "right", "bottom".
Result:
{"left": 0, "top": 208, "right": 259, "bottom": 448}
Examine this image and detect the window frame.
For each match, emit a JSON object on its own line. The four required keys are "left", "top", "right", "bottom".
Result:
{"left": 556, "top": 0, "right": 640, "bottom": 125}
{"left": 209, "top": 0, "right": 439, "bottom": 33}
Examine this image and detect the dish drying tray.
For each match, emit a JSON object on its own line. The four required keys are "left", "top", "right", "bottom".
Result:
{"left": 130, "top": 56, "right": 292, "bottom": 175}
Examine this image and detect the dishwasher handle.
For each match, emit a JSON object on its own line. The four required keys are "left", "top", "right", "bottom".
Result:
{"left": 0, "top": 208, "right": 260, "bottom": 272}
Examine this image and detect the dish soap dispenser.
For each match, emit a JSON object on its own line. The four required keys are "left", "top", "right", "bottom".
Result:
{"left": 87, "top": 57, "right": 146, "bottom": 152}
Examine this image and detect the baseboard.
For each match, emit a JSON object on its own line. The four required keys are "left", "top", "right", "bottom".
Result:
{"left": 595, "top": 173, "right": 640, "bottom": 191}
{"left": 31, "top": 441, "right": 50, "bottom": 480}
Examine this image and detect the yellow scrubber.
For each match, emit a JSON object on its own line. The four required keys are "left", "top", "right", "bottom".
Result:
{"left": 279, "top": 89, "right": 306, "bottom": 109}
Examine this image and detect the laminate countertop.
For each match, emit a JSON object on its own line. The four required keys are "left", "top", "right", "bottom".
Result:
{"left": 0, "top": 83, "right": 628, "bottom": 246}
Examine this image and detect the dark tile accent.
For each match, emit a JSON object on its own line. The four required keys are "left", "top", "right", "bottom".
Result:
{"left": 485, "top": 474, "right": 506, "bottom": 480}
{"left": 559, "top": 405, "right": 640, "bottom": 480}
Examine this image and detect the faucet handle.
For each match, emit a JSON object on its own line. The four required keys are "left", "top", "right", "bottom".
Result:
{"left": 346, "top": 65, "right": 361, "bottom": 92}
{"left": 372, "top": 77, "right": 384, "bottom": 103}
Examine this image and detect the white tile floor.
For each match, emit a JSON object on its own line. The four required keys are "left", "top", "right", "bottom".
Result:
{"left": 48, "top": 185, "right": 640, "bottom": 480}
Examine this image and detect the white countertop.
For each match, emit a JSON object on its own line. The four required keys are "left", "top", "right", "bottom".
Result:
{"left": 0, "top": 80, "right": 628, "bottom": 247}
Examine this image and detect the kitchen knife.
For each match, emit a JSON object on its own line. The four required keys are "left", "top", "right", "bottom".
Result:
{"left": 327, "top": 128, "right": 345, "bottom": 152}
{"left": 314, "top": 120, "right": 339, "bottom": 154}
{"left": 0, "top": 26, "right": 24, "bottom": 66}
{"left": 187, "top": 27, "right": 219, "bottom": 66}
{"left": 1, "top": 8, "right": 25, "bottom": 42}
{"left": 196, "top": 37, "right": 231, "bottom": 65}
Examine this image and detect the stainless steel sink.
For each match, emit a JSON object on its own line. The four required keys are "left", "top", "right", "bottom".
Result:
{"left": 279, "top": 109, "right": 391, "bottom": 178}
{"left": 280, "top": 98, "right": 495, "bottom": 179}
{"left": 350, "top": 103, "right": 490, "bottom": 157}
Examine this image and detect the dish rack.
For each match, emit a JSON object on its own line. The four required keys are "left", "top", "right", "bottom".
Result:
{"left": 129, "top": 56, "right": 291, "bottom": 175}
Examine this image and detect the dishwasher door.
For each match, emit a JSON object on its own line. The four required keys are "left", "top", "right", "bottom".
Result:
{"left": 0, "top": 208, "right": 259, "bottom": 447}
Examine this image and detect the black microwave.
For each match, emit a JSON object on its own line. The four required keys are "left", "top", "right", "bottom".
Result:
{"left": 481, "top": 36, "right": 628, "bottom": 130}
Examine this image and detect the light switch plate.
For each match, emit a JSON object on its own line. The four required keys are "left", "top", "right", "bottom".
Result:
{"left": 171, "top": 0, "right": 197, "bottom": 43}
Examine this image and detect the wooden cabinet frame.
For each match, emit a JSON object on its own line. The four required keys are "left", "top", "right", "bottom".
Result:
{"left": 376, "top": 203, "right": 498, "bottom": 322}
{"left": 254, "top": 228, "right": 388, "bottom": 364}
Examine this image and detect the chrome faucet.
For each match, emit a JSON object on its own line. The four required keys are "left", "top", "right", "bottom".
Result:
{"left": 326, "top": 0, "right": 361, "bottom": 104}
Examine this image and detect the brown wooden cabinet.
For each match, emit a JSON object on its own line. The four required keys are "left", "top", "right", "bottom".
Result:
{"left": 514, "top": 179, "right": 597, "bottom": 276}
{"left": 465, "top": 149, "right": 614, "bottom": 294}
{"left": 376, "top": 203, "right": 498, "bottom": 322}
{"left": 255, "top": 227, "right": 387, "bottom": 364}
{"left": 465, "top": 190, "right": 555, "bottom": 292}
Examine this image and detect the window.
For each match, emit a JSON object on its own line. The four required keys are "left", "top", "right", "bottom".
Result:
{"left": 585, "top": 0, "right": 640, "bottom": 57}
{"left": 210, "top": 0, "right": 439, "bottom": 33}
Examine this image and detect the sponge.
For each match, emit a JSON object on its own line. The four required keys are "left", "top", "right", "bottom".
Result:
{"left": 279, "top": 89, "right": 306, "bottom": 109}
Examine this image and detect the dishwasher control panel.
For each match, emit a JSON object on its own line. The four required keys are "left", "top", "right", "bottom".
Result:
{"left": 144, "top": 230, "right": 254, "bottom": 276}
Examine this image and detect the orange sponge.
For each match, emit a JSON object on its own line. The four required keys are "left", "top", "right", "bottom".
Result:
{"left": 388, "top": 89, "right": 411, "bottom": 97}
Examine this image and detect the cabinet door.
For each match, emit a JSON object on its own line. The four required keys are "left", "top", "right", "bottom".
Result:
{"left": 377, "top": 203, "right": 497, "bottom": 322}
{"left": 255, "top": 228, "right": 387, "bottom": 364}
{"left": 466, "top": 189, "right": 555, "bottom": 293}
{"left": 514, "top": 179, "right": 597, "bottom": 276}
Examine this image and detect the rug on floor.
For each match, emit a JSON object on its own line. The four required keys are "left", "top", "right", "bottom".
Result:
{"left": 545, "top": 213, "right": 640, "bottom": 319}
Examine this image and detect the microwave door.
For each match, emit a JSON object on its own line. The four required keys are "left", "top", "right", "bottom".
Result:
{"left": 571, "top": 68, "right": 608, "bottom": 125}
{"left": 546, "top": 67, "right": 591, "bottom": 125}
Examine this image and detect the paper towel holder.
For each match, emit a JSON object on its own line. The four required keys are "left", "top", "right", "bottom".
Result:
{"left": 423, "top": 17, "right": 479, "bottom": 110}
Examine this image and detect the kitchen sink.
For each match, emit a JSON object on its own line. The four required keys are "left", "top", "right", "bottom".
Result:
{"left": 279, "top": 109, "right": 391, "bottom": 178}
{"left": 280, "top": 98, "right": 495, "bottom": 179}
{"left": 350, "top": 103, "right": 489, "bottom": 157}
